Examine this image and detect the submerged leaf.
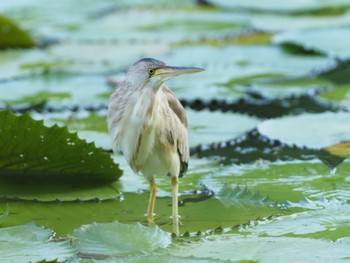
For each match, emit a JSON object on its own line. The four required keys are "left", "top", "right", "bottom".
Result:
{"left": 72, "top": 221, "right": 171, "bottom": 259}
{"left": 0, "top": 223, "right": 75, "bottom": 263}
{"left": 0, "top": 110, "right": 121, "bottom": 183}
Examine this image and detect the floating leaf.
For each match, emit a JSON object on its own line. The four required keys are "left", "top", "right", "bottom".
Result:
{"left": 0, "top": 110, "right": 121, "bottom": 183}
{"left": 0, "top": 15, "right": 35, "bottom": 49}
{"left": 0, "top": 223, "right": 75, "bottom": 263}
{"left": 274, "top": 27, "right": 350, "bottom": 59}
{"left": 324, "top": 141, "right": 350, "bottom": 158}
{"left": 209, "top": 0, "right": 350, "bottom": 14}
{"left": 243, "top": 202, "right": 350, "bottom": 240}
{"left": 169, "top": 234, "right": 350, "bottom": 262}
{"left": 187, "top": 109, "right": 259, "bottom": 147}
{"left": 120, "top": 255, "right": 224, "bottom": 263}
{"left": 257, "top": 112, "right": 350, "bottom": 149}
{"left": 72, "top": 221, "right": 171, "bottom": 259}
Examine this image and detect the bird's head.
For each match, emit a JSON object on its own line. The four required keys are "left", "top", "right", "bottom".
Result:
{"left": 125, "top": 58, "right": 204, "bottom": 90}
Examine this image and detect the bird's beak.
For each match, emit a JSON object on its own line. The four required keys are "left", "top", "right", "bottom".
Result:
{"left": 155, "top": 66, "right": 204, "bottom": 79}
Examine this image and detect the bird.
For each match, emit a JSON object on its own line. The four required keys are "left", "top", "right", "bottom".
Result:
{"left": 107, "top": 58, "right": 204, "bottom": 235}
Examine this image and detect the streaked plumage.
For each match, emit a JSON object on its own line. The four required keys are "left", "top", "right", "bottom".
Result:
{"left": 107, "top": 58, "right": 204, "bottom": 235}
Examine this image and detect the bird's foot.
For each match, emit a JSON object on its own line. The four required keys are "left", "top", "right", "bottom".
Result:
{"left": 146, "top": 213, "right": 157, "bottom": 226}
{"left": 171, "top": 215, "right": 182, "bottom": 236}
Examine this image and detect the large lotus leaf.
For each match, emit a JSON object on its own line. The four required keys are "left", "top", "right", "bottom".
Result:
{"left": 200, "top": 160, "right": 350, "bottom": 203}
{"left": 72, "top": 221, "right": 171, "bottom": 258}
{"left": 251, "top": 12, "right": 350, "bottom": 31}
{"left": 169, "top": 234, "right": 350, "bottom": 262}
{"left": 0, "top": 73, "right": 111, "bottom": 108}
{"left": 65, "top": 9, "right": 247, "bottom": 44}
{"left": 0, "top": 180, "right": 120, "bottom": 201}
{"left": 274, "top": 27, "right": 350, "bottom": 59}
{"left": 209, "top": 0, "right": 350, "bottom": 13}
{"left": 0, "top": 15, "right": 35, "bottom": 49}
{"left": 0, "top": 110, "right": 121, "bottom": 182}
{"left": 245, "top": 78, "right": 331, "bottom": 99}
{"left": 0, "top": 49, "right": 48, "bottom": 80}
{"left": 257, "top": 112, "right": 350, "bottom": 149}
{"left": 120, "top": 255, "right": 223, "bottom": 263}
{"left": 188, "top": 109, "right": 260, "bottom": 147}
{"left": 0, "top": 0, "right": 194, "bottom": 35}
{"left": 0, "top": 223, "right": 75, "bottom": 263}
{"left": 244, "top": 203, "right": 350, "bottom": 240}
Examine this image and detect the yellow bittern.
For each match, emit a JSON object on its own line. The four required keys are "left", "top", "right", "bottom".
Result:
{"left": 107, "top": 58, "right": 204, "bottom": 235}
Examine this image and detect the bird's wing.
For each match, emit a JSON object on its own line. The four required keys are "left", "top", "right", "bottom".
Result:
{"left": 162, "top": 86, "right": 189, "bottom": 176}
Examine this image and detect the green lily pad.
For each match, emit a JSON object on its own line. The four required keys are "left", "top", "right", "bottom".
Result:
{"left": 209, "top": 0, "right": 350, "bottom": 13}
{"left": 120, "top": 255, "right": 224, "bottom": 263}
{"left": 257, "top": 112, "right": 350, "bottom": 149}
{"left": 200, "top": 160, "right": 350, "bottom": 203}
{"left": 0, "top": 223, "right": 75, "bottom": 263}
{"left": 0, "top": 73, "right": 111, "bottom": 108}
{"left": 251, "top": 12, "right": 350, "bottom": 31}
{"left": 188, "top": 109, "right": 260, "bottom": 147}
{"left": 324, "top": 141, "right": 350, "bottom": 158}
{"left": 169, "top": 234, "right": 350, "bottom": 262}
{"left": 72, "top": 221, "right": 171, "bottom": 258}
{"left": 274, "top": 27, "right": 350, "bottom": 59}
{"left": 244, "top": 203, "right": 350, "bottom": 240}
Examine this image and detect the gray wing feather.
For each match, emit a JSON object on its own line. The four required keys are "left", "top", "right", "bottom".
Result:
{"left": 162, "top": 86, "right": 189, "bottom": 176}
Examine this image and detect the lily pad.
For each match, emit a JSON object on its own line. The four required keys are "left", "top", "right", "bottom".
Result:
{"left": 209, "top": 0, "right": 350, "bottom": 13}
{"left": 72, "top": 221, "right": 171, "bottom": 258}
{"left": 200, "top": 160, "right": 350, "bottom": 202}
{"left": 0, "top": 73, "right": 111, "bottom": 108}
{"left": 0, "top": 223, "right": 75, "bottom": 263}
{"left": 274, "top": 27, "right": 350, "bottom": 59}
{"left": 244, "top": 203, "right": 350, "bottom": 240}
{"left": 324, "top": 141, "right": 350, "bottom": 158}
{"left": 251, "top": 12, "right": 350, "bottom": 31}
{"left": 188, "top": 109, "right": 260, "bottom": 147}
{"left": 257, "top": 112, "right": 350, "bottom": 149}
{"left": 169, "top": 234, "right": 350, "bottom": 263}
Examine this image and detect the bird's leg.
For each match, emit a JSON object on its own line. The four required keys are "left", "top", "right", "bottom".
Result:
{"left": 171, "top": 176, "right": 180, "bottom": 236}
{"left": 147, "top": 177, "right": 157, "bottom": 226}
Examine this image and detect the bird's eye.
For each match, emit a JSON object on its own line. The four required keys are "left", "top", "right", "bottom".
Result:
{"left": 148, "top": 69, "right": 155, "bottom": 75}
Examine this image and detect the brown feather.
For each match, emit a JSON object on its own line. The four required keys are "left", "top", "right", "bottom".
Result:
{"left": 162, "top": 86, "right": 189, "bottom": 177}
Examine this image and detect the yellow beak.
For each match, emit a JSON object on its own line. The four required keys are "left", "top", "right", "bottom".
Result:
{"left": 155, "top": 66, "right": 204, "bottom": 79}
